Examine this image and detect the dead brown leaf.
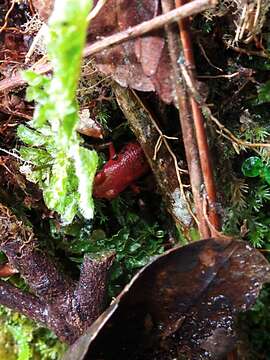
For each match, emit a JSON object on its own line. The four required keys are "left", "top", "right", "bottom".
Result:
{"left": 89, "top": 0, "right": 174, "bottom": 103}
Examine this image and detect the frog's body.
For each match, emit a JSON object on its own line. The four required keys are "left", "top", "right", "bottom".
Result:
{"left": 93, "top": 142, "right": 149, "bottom": 199}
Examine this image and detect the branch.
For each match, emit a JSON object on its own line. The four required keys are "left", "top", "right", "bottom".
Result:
{"left": 83, "top": 0, "right": 216, "bottom": 57}
{"left": 175, "top": 0, "right": 220, "bottom": 232}
{"left": 73, "top": 253, "right": 115, "bottom": 328}
{"left": 0, "top": 203, "right": 73, "bottom": 301}
{"left": 0, "top": 0, "right": 216, "bottom": 93}
{"left": 161, "top": 0, "right": 210, "bottom": 238}
{"left": 0, "top": 203, "right": 114, "bottom": 344}
{"left": 0, "top": 279, "right": 48, "bottom": 325}
{"left": 179, "top": 63, "right": 270, "bottom": 150}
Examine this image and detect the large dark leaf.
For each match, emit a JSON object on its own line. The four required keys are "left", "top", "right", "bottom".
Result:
{"left": 63, "top": 238, "right": 270, "bottom": 360}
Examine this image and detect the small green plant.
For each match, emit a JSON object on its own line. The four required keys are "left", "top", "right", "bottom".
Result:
{"left": 52, "top": 195, "right": 166, "bottom": 296}
{"left": 17, "top": 0, "right": 98, "bottom": 224}
{"left": 0, "top": 306, "right": 66, "bottom": 360}
{"left": 224, "top": 180, "right": 270, "bottom": 247}
{"left": 255, "top": 80, "right": 270, "bottom": 105}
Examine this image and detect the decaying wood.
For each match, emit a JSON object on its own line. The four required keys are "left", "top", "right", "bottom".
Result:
{"left": 161, "top": 0, "right": 210, "bottom": 238}
{"left": 0, "top": 203, "right": 114, "bottom": 344}
{"left": 0, "top": 0, "right": 216, "bottom": 93}
{"left": 113, "top": 83, "right": 193, "bottom": 232}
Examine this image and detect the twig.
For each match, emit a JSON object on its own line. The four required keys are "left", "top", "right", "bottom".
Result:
{"left": 179, "top": 63, "right": 270, "bottom": 150}
{"left": 197, "top": 72, "right": 240, "bottom": 79}
{"left": 146, "top": 109, "right": 198, "bottom": 226}
{"left": 153, "top": 134, "right": 178, "bottom": 160}
{"left": 0, "top": 105, "right": 32, "bottom": 120}
{"left": 0, "top": 0, "right": 217, "bottom": 93}
{"left": 213, "top": 119, "right": 270, "bottom": 149}
{"left": 198, "top": 40, "right": 223, "bottom": 72}
{"left": 161, "top": 0, "right": 210, "bottom": 238}
{"left": 84, "top": 0, "right": 216, "bottom": 57}
{"left": 0, "top": 147, "right": 34, "bottom": 164}
{"left": 0, "top": 0, "right": 16, "bottom": 33}
{"left": 202, "top": 193, "right": 232, "bottom": 243}
{"left": 28, "top": 0, "right": 35, "bottom": 15}
{"left": 228, "top": 44, "right": 269, "bottom": 59}
{"left": 87, "top": 0, "right": 107, "bottom": 21}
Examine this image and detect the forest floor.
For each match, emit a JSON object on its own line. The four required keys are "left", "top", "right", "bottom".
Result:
{"left": 0, "top": 1, "right": 270, "bottom": 359}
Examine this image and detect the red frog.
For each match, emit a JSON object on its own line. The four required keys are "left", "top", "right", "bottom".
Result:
{"left": 93, "top": 142, "right": 149, "bottom": 199}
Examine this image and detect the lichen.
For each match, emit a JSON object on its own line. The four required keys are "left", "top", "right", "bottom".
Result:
{"left": 171, "top": 188, "right": 192, "bottom": 226}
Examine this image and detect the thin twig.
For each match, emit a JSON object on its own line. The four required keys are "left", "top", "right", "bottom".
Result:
{"left": 198, "top": 40, "right": 223, "bottom": 72}
{"left": 147, "top": 110, "right": 198, "bottom": 226}
{"left": 28, "top": 0, "right": 35, "bottom": 15}
{"left": 87, "top": 0, "right": 107, "bottom": 21}
{"left": 0, "top": 0, "right": 16, "bottom": 33}
{"left": 212, "top": 117, "right": 270, "bottom": 149}
{"left": 180, "top": 62, "right": 270, "bottom": 150}
{"left": 228, "top": 44, "right": 269, "bottom": 59}
{"left": 0, "top": 148, "right": 34, "bottom": 164}
{"left": 197, "top": 72, "right": 239, "bottom": 79}
{"left": 0, "top": 105, "right": 32, "bottom": 120}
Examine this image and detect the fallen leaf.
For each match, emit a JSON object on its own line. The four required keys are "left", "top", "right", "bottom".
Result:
{"left": 63, "top": 238, "right": 270, "bottom": 360}
{"left": 89, "top": 0, "right": 174, "bottom": 103}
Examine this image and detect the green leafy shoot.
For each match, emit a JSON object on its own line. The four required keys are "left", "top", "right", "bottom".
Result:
{"left": 17, "top": 0, "right": 98, "bottom": 224}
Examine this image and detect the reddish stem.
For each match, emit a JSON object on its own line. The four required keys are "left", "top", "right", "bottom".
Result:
{"left": 175, "top": 0, "right": 220, "bottom": 232}
{"left": 161, "top": 0, "right": 210, "bottom": 238}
